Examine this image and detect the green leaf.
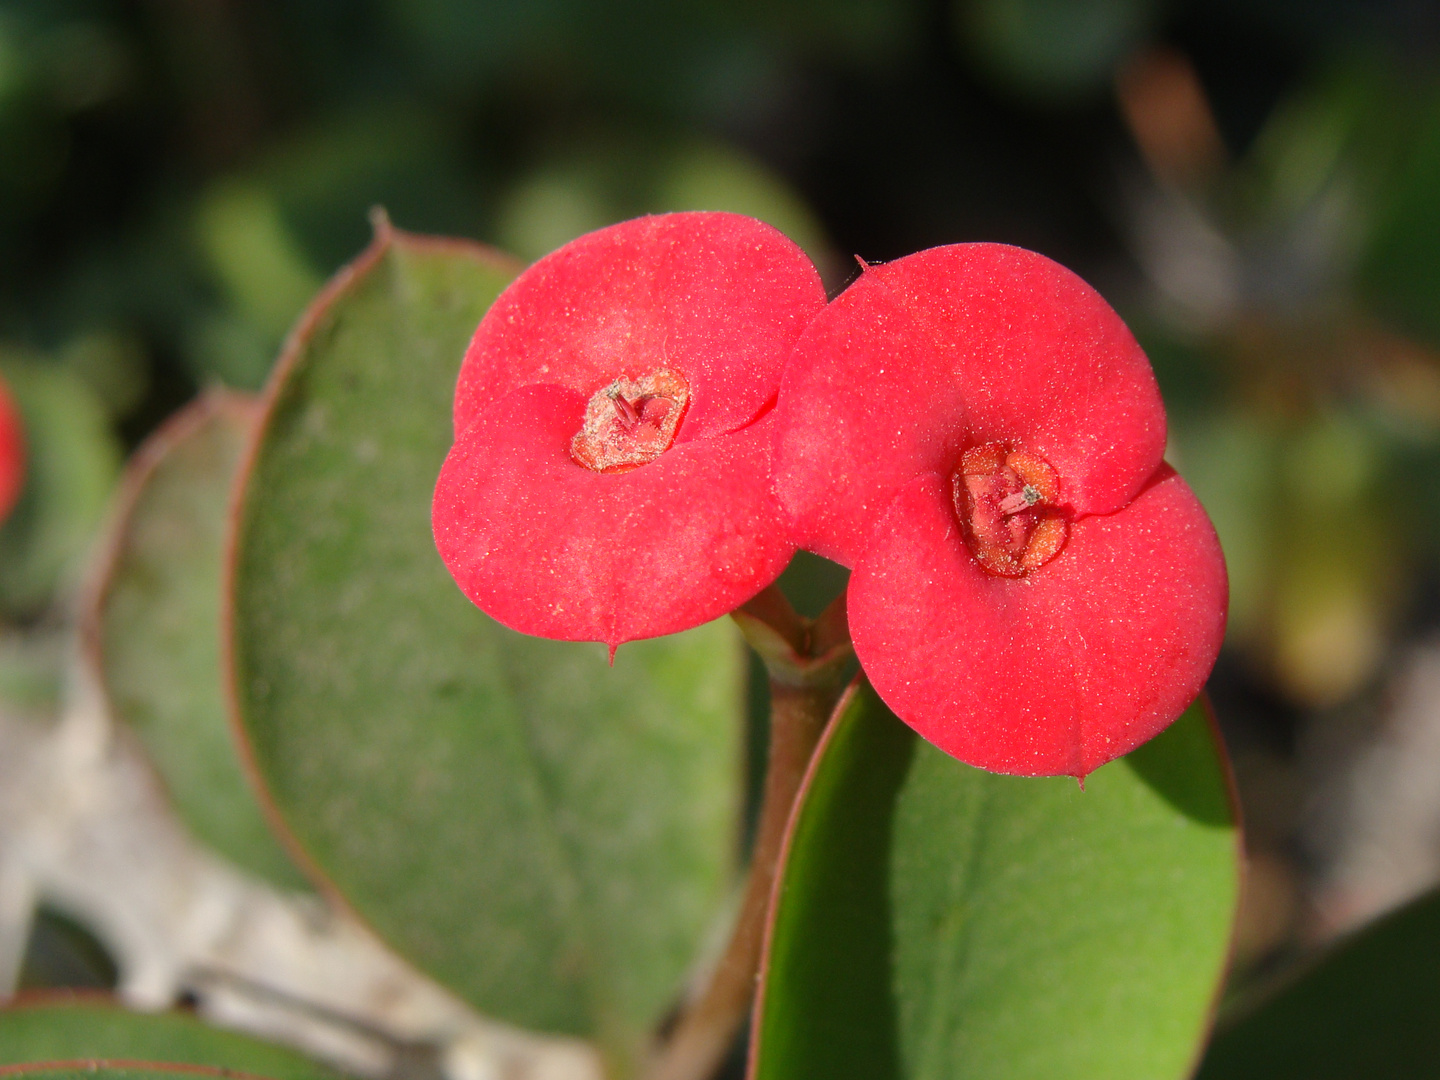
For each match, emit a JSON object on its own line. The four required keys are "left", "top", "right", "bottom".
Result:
{"left": 1358, "top": 85, "right": 1440, "bottom": 350}
{"left": 0, "top": 997, "right": 332, "bottom": 1078}
{"left": 0, "top": 358, "right": 120, "bottom": 618}
{"left": 1196, "top": 885, "right": 1440, "bottom": 1079}
{"left": 959, "top": 0, "right": 1160, "bottom": 101}
{"left": 86, "top": 392, "right": 305, "bottom": 889}
{"left": 227, "top": 223, "right": 745, "bottom": 1073}
{"left": 752, "top": 681, "right": 1239, "bottom": 1080}
{"left": 494, "top": 136, "right": 833, "bottom": 275}
{"left": 0, "top": 1070, "right": 273, "bottom": 1080}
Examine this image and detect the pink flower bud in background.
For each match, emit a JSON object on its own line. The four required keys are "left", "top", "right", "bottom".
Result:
{"left": 0, "top": 374, "right": 25, "bottom": 526}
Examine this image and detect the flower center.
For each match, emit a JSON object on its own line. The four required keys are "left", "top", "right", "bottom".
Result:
{"left": 570, "top": 368, "right": 690, "bottom": 473}
{"left": 952, "top": 442, "right": 1068, "bottom": 578}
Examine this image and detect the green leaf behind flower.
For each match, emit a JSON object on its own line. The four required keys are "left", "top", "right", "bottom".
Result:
{"left": 86, "top": 392, "right": 305, "bottom": 888}
{"left": 227, "top": 221, "right": 745, "bottom": 1074}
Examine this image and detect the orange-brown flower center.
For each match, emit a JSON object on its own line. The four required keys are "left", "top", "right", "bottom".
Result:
{"left": 953, "top": 442, "right": 1068, "bottom": 577}
{"left": 570, "top": 368, "right": 690, "bottom": 473}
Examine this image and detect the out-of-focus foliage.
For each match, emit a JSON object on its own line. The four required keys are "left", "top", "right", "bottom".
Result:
{"left": 89, "top": 392, "right": 306, "bottom": 889}
{"left": 1197, "top": 883, "right": 1440, "bottom": 1078}
{"left": 959, "top": 0, "right": 1162, "bottom": 100}
{"left": 497, "top": 137, "right": 835, "bottom": 276}
{"left": 1138, "top": 56, "right": 1440, "bottom": 709}
{"left": 0, "top": 354, "right": 118, "bottom": 617}
{"left": 0, "top": 0, "right": 882, "bottom": 402}
{"left": 0, "top": 997, "right": 336, "bottom": 1079}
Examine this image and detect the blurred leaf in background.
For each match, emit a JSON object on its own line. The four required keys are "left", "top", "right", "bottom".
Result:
{"left": 1359, "top": 81, "right": 1440, "bottom": 350}
{"left": 89, "top": 392, "right": 306, "bottom": 889}
{"left": 187, "top": 103, "right": 488, "bottom": 389}
{"left": 1127, "top": 51, "right": 1440, "bottom": 712}
{"left": 0, "top": 1002, "right": 334, "bottom": 1080}
{"left": 192, "top": 182, "right": 323, "bottom": 389}
{"left": 1113, "top": 25, "right": 1440, "bottom": 980}
{"left": 0, "top": 353, "right": 118, "bottom": 618}
{"left": 0, "top": 997, "right": 333, "bottom": 1078}
{"left": 959, "top": 0, "right": 1163, "bottom": 101}
{"left": 496, "top": 133, "right": 835, "bottom": 278}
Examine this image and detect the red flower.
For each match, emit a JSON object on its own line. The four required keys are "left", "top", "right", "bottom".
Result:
{"left": 0, "top": 374, "right": 24, "bottom": 526}
{"left": 433, "top": 212, "right": 826, "bottom": 648}
{"left": 773, "top": 244, "right": 1226, "bottom": 777}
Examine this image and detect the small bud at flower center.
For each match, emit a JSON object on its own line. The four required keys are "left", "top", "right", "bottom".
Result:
{"left": 571, "top": 368, "right": 690, "bottom": 473}
{"left": 953, "top": 443, "right": 1068, "bottom": 577}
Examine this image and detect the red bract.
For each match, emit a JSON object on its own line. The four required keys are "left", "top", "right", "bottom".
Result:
{"left": 434, "top": 212, "right": 826, "bottom": 647}
{"left": 0, "top": 374, "right": 24, "bottom": 526}
{"left": 773, "top": 244, "right": 1226, "bottom": 777}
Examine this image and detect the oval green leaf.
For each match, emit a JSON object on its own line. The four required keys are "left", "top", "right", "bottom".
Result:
{"left": 0, "top": 1069, "right": 276, "bottom": 1080}
{"left": 0, "top": 1070, "right": 270, "bottom": 1080}
{"left": 84, "top": 392, "right": 304, "bottom": 888}
{"left": 1196, "top": 884, "right": 1440, "bottom": 1079}
{"left": 751, "top": 680, "right": 1240, "bottom": 1080}
{"left": 0, "top": 996, "right": 331, "bottom": 1079}
{"left": 227, "top": 222, "right": 745, "bottom": 1072}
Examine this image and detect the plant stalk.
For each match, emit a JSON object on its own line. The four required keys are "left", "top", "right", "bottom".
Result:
{"left": 645, "top": 587, "right": 850, "bottom": 1080}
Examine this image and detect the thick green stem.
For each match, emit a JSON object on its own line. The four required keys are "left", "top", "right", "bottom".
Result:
{"left": 644, "top": 587, "right": 850, "bottom": 1080}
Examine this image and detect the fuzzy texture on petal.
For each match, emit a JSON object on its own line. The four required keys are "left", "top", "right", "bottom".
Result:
{"left": 848, "top": 467, "right": 1227, "bottom": 777}
{"left": 454, "top": 212, "right": 827, "bottom": 441}
{"left": 0, "top": 375, "right": 23, "bottom": 525}
{"left": 435, "top": 386, "right": 795, "bottom": 647}
{"left": 773, "top": 244, "right": 1166, "bottom": 566}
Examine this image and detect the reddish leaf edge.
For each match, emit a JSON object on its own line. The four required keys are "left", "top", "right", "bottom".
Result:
{"left": 0, "top": 995, "right": 334, "bottom": 1080}
{"left": 742, "top": 678, "right": 1245, "bottom": 1080}
{"left": 743, "top": 673, "right": 866, "bottom": 1080}
{"left": 78, "top": 388, "right": 259, "bottom": 681}
{"left": 1, "top": 990, "right": 125, "bottom": 1011}
{"left": 219, "top": 211, "right": 523, "bottom": 920}
{"left": 73, "top": 389, "right": 263, "bottom": 858}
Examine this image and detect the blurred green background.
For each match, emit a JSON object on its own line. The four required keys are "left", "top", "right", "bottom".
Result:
{"left": 5, "top": 0, "right": 1440, "bottom": 996}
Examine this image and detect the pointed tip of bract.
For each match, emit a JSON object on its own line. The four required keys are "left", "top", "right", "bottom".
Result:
{"left": 608, "top": 642, "right": 619, "bottom": 666}
{"left": 1076, "top": 774, "right": 1087, "bottom": 792}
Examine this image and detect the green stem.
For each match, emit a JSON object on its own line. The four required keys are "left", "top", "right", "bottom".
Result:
{"left": 644, "top": 586, "right": 851, "bottom": 1080}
